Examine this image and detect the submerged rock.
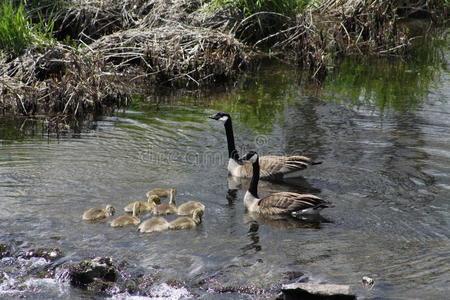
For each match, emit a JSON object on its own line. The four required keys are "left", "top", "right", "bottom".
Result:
{"left": 0, "top": 243, "right": 11, "bottom": 258}
{"left": 281, "top": 283, "right": 356, "bottom": 300}
{"left": 18, "top": 248, "right": 63, "bottom": 261}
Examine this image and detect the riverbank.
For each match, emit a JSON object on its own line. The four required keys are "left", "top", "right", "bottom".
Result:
{"left": 1, "top": 0, "right": 448, "bottom": 119}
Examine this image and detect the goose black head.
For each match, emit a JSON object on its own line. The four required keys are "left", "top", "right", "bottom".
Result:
{"left": 239, "top": 151, "right": 258, "bottom": 163}
{"left": 208, "top": 112, "right": 231, "bottom": 123}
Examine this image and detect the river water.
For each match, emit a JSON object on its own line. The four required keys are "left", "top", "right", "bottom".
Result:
{"left": 1, "top": 30, "right": 449, "bottom": 299}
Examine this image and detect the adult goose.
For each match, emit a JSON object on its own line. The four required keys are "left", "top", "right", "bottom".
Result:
{"left": 209, "top": 112, "right": 321, "bottom": 180}
{"left": 240, "top": 151, "right": 330, "bottom": 216}
{"left": 82, "top": 205, "right": 115, "bottom": 221}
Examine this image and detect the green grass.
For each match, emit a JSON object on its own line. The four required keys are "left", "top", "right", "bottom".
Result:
{"left": 212, "top": 0, "right": 312, "bottom": 17}
{"left": 211, "top": 0, "right": 314, "bottom": 43}
{"left": 0, "top": 0, "right": 55, "bottom": 55}
{"left": 0, "top": 1, "right": 33, "bottom": 54}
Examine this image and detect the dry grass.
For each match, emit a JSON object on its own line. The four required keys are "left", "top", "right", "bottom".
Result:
{"left": 54, "top": 0, "right": 153, "bottom": 41}
{"left": 1, "top": 45, "right": 130, "bottom": 117}
{"left": 88, "top": 23, "right": 249, "bottom": 87}
{"left": 1, "top": 0, "right": 445, "bottom": 118}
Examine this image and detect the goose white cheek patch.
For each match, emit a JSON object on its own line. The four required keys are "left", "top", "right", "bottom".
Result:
{"left": 219, "top": 116, "right": 229, "bottom": 122}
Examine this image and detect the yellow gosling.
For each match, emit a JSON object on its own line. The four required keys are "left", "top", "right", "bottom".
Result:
{"left": 169, "top": 208, "right": 203, "bottom": 230}
{"left": 138, "top": 217, "right": 170, "bottom": 233}
{"left": 124, "top": 195, "right": 161, "bottom": 213}
{"left": 111, "top": 202, "right": 140, "bottom": 227}
{"left": 146, "top": 188, "right": 176, "bottom": 199}
{"left": 82, "top": 205, "right": 115, "bottom": 221}
{"left": 177, "top": 201, "right": 205, "bottom": 216}
{"left": 152, "top": 188, "right": 177, "bottom": 215}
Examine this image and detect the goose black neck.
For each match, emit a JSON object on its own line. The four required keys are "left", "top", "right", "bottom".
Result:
{"left": 249, "top": 157, "right": 259, "bottom": 198}
{"left": 224, "top": 119, "right": 239, "bottom": 160}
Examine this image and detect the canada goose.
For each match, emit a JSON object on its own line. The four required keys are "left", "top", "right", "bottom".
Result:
{"left": 111, "top": 202, "right": 141, "bottom": 227}
{"left": 124, "top": 195, "right": 161, "bottom": 213}
{"left": 240, "top": 151, "right": 330, "bottom": 216}
{"left": 177, "top": 201, "right": 205, "bottom": 216}
{"left": 82, "top": 205, "right": 116, "bottom": 221}
{"left": 138, "top": 217, "right": 170, "bottom": 233}
{"left": 152, "top": 188, "right": 177, "bottom": 215}
{"left": 169, "top": 208, "right": 203, "bottom": 230}
{"left": 209, "top": 112, "right": 321, "bottom": 180}
{"left": 146, "top": 188, "right": 176, "bottom": 199}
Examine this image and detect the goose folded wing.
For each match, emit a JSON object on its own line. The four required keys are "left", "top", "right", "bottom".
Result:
{"left": 258, "top": 192, "right": 325, "bottom": 213}
{"left": 259, "top": 156, "right": 311, "bottom": 178}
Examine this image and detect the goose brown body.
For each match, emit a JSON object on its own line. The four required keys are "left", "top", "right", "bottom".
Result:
{"left": 241, "top": 151, "right": 330, "bottom": 216}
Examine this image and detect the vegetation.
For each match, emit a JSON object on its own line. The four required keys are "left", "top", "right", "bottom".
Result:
{"left": 0, "top": 0, "right": 55, "bottom": 55}
{"left": 212, "top": 0, "right": 312, "bottom": 16}
{"left": 211, "top": 0, "right": 313, "bottom": 43}
{"left": 0, "top": 0, "right": 448, "bottom": 120}
{"left": 0, "top": 1, "right": 33, "bottom": 54}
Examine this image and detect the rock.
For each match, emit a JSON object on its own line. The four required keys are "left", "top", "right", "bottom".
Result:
{"left": 362, "top": 276, "right": 374, "bottom": 289}
{"left": 67, "top": 257, "right": 118, "bottom": 289}
{"left": 281, "top": 283, "right": 356, "bottom": 300}
{"left": 18, "top": 248, "right": 63, "bottom": 261}
{"left": 0, "top": 243, "right": 11, "bottom": 258}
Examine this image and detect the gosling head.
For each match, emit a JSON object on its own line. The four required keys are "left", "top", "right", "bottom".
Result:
{"left": 148, "top": 194, "right": 161, "bottom": 204}
{"left": 208, "top": 112, "right": 230, "bottom": 123}
{"left": 192, "top": 208, "right": 204, "bottom": 221}
{"left": 239, "top": 151, "right": 258, "bottom": 164}
{"left": 105, "top": 205, "right": 116, "bottom": 216}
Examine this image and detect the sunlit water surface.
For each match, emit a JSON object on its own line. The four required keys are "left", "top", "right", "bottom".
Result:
{"left": 1, "top": 31, "right": 449, "bottom": 299}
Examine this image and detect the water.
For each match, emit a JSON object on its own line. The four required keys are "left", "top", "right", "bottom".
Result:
{"left": 1, "top": 30, "right": 449, "bottom": 298}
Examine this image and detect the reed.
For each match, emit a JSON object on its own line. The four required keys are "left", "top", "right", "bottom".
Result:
{"left": 211, "top": 0, "right": 314, "bottom": 43}
{"left": 0, "top": 1, "right": 32, "bottom": 54}
{"left": 0, "top": 0, "right": 55, "bottom": 55}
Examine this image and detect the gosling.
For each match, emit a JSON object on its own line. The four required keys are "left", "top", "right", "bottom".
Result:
{"left": 169, "top": 208, "right": 203, "bottom": 230}
{"left": 111, "top": 202, "right": 141, "bottom": 227}
{"left": 177, "top": 201, "right": 205, "bottom": 216}
{"left": 124, "top": 195, "right": 161, "bottom": 213}
{"left": 146, "top": 188, "right": 176, "bottom": 199}
{"left": 138, "top": 217, "right": 170, "bottom": 233}
{"left": 82, "top": 205, "right": 115, "bottom": 221}
{"left": 152, "top": 188, "right": 177, "bottom": 215}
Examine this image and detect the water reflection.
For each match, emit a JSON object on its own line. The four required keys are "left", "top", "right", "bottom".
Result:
{"left": 244, "top": 213, "right": 328, "bottom": 231}
{"left": 227, "top": 175, "right": 321, "bottom": 194}
{"left": 321, "top": 32, "right": 447, "bottom": 112}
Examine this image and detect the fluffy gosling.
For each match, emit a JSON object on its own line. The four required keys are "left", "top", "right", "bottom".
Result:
{"left": 111, "top": 202, "right": 141, "bottom": 227}
{"left": 82, "top": 205, "right": 115, "bottom": 221}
